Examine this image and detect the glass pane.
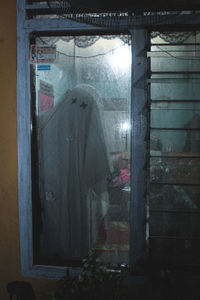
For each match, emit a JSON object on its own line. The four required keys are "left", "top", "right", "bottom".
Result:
{"left": 30, "top": 35, "right": 131, "bottom": 266}
{"left": 150, "top": 130, "right": 200, "bottom": 154}
{"left": 150, "top": 157, "right": 200, "bottom": 184}
{"left": 149, "top": 31, "right": 200, "bottom": 266}
{"left": 151, "top": 58, "right": 200, "bottom": 73}
{"left": 150, "top": 185, "right": 200, "bottom": 211}
{"left": 150, "top": 45, "right": 200, "bottom": 52}
{"left": 151, "top": 103, "right": 200, "bottom": 129}
{"left": 151, "top": 31, "right": 200, "bottom": 44}
{"left": 149, "top": 238, "right": 200, "bottom": 265}
{"left": 150, "top": 73, "right": 200, "bottom": 83}
{"left": 150, "top": 212, "right": 200, "bottom": 237}
{"left": 150, "top": 51, "right": 200, "bottom": 73}
{"left": 151, "top": 81, "right": 200, "bottom": 100}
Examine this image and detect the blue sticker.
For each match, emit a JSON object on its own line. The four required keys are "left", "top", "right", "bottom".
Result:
{"left": 37, "top": 65, "right": 51, "bottom": 71}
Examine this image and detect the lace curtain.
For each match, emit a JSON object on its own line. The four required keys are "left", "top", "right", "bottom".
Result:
{"left": 39, "top": 35, "right": 131, "bottom": 47}
{"left": 39, "top": 32, "right": 193, "bottom": 48}
{"left": 151, "top": 31, "right": 193, "bottom": 43}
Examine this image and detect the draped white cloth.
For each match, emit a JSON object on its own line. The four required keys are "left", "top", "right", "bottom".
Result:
{"left": 37, "top": 85, "right": 110, "bottom": 262}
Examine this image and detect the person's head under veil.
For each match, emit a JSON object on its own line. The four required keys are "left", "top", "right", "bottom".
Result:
{"left": 38, "top": 84, "right": 110, "bottom": 264}
{"left": 75, "top": 84, "right": 113, "bottom": 172}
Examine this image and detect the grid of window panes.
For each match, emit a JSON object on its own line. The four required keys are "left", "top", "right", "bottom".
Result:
{"left": 149, "top": 32, "right": 200, "bottom": 266}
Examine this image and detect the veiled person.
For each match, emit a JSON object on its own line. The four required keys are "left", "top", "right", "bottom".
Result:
{"left": 37, "top": 85, "right": 110, "bottom": 264}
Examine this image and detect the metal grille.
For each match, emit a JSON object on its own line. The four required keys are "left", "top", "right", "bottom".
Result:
{"left": 24, "top": 0, "right": 197, "bottom": 29}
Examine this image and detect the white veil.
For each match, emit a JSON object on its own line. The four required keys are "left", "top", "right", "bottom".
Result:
{"left": 37, "top": 84, "right": 111, "bottom": 263}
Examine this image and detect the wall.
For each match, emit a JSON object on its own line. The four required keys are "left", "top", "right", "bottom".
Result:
{"left": 0, "top": 4, "right": 130, "bottom": 298}
{"left": 0, "top": 1, "right": 55, "bottom": 299}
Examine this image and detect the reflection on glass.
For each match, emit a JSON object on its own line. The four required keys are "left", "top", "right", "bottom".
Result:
{"left": 150, "top": 32, "right": 200, "bottom": 265}
{"left": 31, "top": 35, "right": 131, "bottom": 266}
{"left": 151, "top": 103, "right": 200, "bottom": 129}
{"left": 150, "top": 130, "right": 200, "bottom": 154}
{"left": 151, "top": 82, "right": 200, "bottom": 100}
{"left": 150, "top": 185, "right": 200, "bottom": 211}
{"left": 150, "top": 157, "right": 200, "bottom": 184}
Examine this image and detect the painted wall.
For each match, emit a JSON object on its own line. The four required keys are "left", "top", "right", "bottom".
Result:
{"left": 0, "top": 1, "right": 56, "bottom": 299}
{"left": 0, "top": 3, "right": 130, "bottom": 298}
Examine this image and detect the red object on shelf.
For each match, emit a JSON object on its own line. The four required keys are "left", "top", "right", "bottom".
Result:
{"left": 39, "top": 92, "right": 54, "bottom": 112}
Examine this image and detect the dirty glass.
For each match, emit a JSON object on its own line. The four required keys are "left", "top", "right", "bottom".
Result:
{"left": 149, "top": 31, "right": 200, "bottom": 265}
{"left": 30, "top": 34, "right": 131, "bottom": 266}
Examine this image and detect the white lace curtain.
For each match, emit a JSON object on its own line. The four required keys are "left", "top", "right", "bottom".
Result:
{"left": 39, "top": 32, "right": 193, "bottom": 48}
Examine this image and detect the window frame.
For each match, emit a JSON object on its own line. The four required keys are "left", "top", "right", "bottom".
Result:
{"left": 17, "top": 0, "right": 200, "bottom": 279}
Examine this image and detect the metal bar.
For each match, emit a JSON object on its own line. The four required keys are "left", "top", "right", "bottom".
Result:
{"left": 26, "top": 0, "right": 48, "bottom": 3}
{"left": 23, "top": 12, "right": 200, "bottom": 30}
{"left": 25, "top": 4, "right": 100, "bottom": 15}
{"left": 150, "top": 99, "right": 200, "bottom": 102}
{"left": 17, "top": 0, "right": 34, "bottom": 277}
{"left": 150, "top": 127, "right": 200, "bottom": 131}
{"left": 24, "top": 18, "right": 110, "bottom": 31}
{"left": 149, "top": 236, "right": 200, "bottom": 240}
{"left": 25, "top": 3, "right": 105, "bottom": 14}
{"left": 150, "top": 209, "right": 200, "bottom": 214}
{"left": 150, "top": 50, "right": 200, "bottom": 52}
{"left": 150, "top": 182, "right": 200, "bottom": 186}
{"left": 150, "top": 155, "right": 200, "bottom": 159}
{"left": 149, "top": 79, "right": 200, "bottom": 83}
{"left": 26, "top": 4, "right": 49, "bottom": 10}
{"left": 151, "top": 71, "right": 200, "bottom": 74}
{"left": 151, "top": 108, "right": 200, "bottom": 111}
{"left": 151, "top": 43, "right": 200, "bottom": 46}
{"left": 130, "top": 28, "right": 148, "bottom": 265}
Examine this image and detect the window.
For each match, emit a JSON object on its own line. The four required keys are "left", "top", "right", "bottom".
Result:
{"left": 17, "top": 1, "right": 200, "bottom": 278}
{"left": 149, "top": 32, "right": 200, "bottom": 266}
{"left": 31, "top": 34, "right": 132, "bottom": 267}
{"left": 18, "top": 26, "right": 148, "bottom": 278}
